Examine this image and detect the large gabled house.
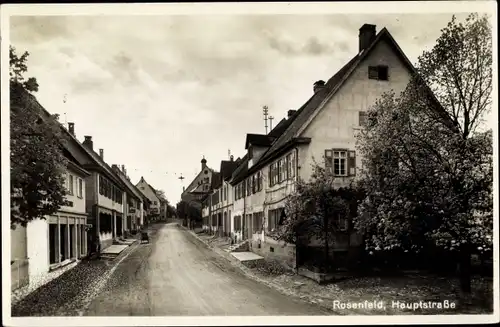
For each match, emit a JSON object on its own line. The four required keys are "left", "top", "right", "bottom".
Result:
{"left": 10, "top": 87, "right": 92, "bottom": 291}
{"left": 228, "top": 23, "right": 428, "bottom": 270}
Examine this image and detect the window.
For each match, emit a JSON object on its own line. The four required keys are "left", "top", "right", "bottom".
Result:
{"left": 368, "top": 65, "right": 389, "bottom": 81}
{"left": 269, "top": 162, "right": 279, "bottom": 186}
{"left": 234, "top": 215, "right": 242, "bottom": 231}
{"left": 333, "top": 151, "right": 347, "bottom": 176}
{"left": 154, "top": 201, "right": 158, "bottom": 205}
{"left": 247, "top": 178, "right": 251, "bottom": 196}
{"left": 204, "top": 170, "right": 208, "bottom": 174}
{"left": 253, "top": 212, "right": 263, "bottom": 233}
{"left": 140, "top": 186, "right": 145, "bottom": 190}
{"left": 77, "top": 178, "right": 83, "bottom": 198}
{"left": 359, "top": 111, "right": 367, "bottom": 127}
{"left": 256, "top": 171, "right": 262, "bottom": 192}
{"left": 68, "top": 174, "right": 74, "bottom": 195}
{"left": 336, "top": 213, "right": 348, "bottom": 231}
{"left": 99, "top": 175, "right": 104, "bottom": 195}
{"left": 325, "top": 149, "right": 356, "bottom": 176}
{"left": 278, "top": 159, "right": 286, "bottom": 183}
{"left": 267, "top": 208, "right": 284, "bottom": 232}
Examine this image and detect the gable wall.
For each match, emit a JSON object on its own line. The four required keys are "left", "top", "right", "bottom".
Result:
{"left": 299, "top": 37, "right": 412, "bottom": 181}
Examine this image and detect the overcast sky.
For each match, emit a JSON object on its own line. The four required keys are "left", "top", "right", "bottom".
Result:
{"left": 9, "top": 9, "right": 489, "bottom": 204}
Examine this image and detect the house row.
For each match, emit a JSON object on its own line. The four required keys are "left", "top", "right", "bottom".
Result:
{"left": 10, "top": 88, "right": 166, "bottom": 292}
{"left": 194, "top": 23, "right": 424, "bottom": 269}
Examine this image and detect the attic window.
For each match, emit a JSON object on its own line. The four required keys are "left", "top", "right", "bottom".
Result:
{"left": 204, "top": 170, "right": 208, "bottom": 174}
{"left": 368, "top": 65, "right": 389, "bottom": 81}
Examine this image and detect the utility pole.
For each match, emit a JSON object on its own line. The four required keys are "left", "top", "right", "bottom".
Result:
{"left": 263, "top": 105, "right": 270, "bottom": 134}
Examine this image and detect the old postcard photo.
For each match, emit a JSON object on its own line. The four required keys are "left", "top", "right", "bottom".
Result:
{"left": 1, "top": 1, "right": 498, "bottom": 326}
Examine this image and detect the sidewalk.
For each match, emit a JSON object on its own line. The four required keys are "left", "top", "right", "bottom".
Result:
{"left": 182, "top": 226, "right": 494, "bottom": 315}
{"left": 11, "top": 240, "right": 141, "bottom": 317}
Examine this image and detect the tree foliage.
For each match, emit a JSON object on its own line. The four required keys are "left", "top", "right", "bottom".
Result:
{"left": 355, "top": 14, "right": 493, "bottom": 291}
{"left": 274, "top": 164, "right": 363, "bottom": 269}
{"left": 10, "top": 46, "right": 69, "bottom": 228}
{"left": 176, "top": 200, "right": 201, "bottom": 220}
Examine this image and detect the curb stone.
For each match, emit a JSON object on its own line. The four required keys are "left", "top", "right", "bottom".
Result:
{"left": 178, "top": 224, "right": 333, "bottom": 313}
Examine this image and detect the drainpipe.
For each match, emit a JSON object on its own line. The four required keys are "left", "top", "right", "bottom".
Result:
{"left": 292, "top": 146, "right": 300, "bottom": 271}
{"left": 243, "top": 185, "right": 247, "bottom": 241}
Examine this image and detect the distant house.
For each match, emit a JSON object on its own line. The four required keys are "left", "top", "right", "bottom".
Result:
{"left": 226, "top": 23, "right": 423, "bottom": 270}
{"left": 203, "top": 156, "right": 240, "bottom": 236}
{"left": 135, "top": 177, "right": 161, "bottom": 223}
{"left": 111, "top": 165, "right": 144, "bottom": 233}
{"left": 181, "top": 157, "right": 215, "bottom": 204}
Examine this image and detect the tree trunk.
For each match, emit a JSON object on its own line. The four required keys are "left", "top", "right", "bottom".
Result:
{"left": 459, "top": 244, "right": 472, "bottom": 293}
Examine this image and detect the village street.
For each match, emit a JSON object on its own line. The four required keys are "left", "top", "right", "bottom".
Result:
{"left": 83, "top": 223, "right": 330, "bottom": 316}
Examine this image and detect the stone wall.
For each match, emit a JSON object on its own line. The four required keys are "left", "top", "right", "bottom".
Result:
{"left": 250, "top": 238, "right": 297, "bottom": 272}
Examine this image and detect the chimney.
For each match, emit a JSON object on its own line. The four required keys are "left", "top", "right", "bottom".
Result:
{"left": 83, "top": 136, "right": 93, "bottom": 150}
{"left": 359, "top": 24, "right": 376, "bottom": 53}
{"left": 230, "top": 155, "right": 234, "bottom": 162}
{"left": 287, "top": 110, "right": 297, "bottom": 118}
{"left": 201, "top": 157, "right": 207, "bottom": 170}
{"left": 99, "top": 149, "right": 104, "bottom": 159}
{"left": 313, "top": 80, "right": 326, "bottom": 93}
{"left": 68, "top": 122, "right": 75, "bottom": 136}
{"left": 121, "top": 164, "right": 125, "bottom": 173}
{"left": 112, "top": 164, "right": 118, "bottom": 171}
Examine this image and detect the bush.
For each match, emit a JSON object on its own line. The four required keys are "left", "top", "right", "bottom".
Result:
{"left": 246, "top": 259, "right": 287, "bottom": 276}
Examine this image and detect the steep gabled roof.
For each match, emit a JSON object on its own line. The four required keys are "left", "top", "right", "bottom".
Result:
{"left": 244, "top": 134, "right": 276, "bottom": 149}
{"left": 182, "top": 165, "right": 215, "bottom": 196}
{"left": 136, "top": 177, "right": 161, "bottom": 202}
{"left": 247, "top": 26, "right": 440, "bottom": 177}
{"left": 220, "top": 160, "right": 240, "bottom": 181}
{"left": 112, "top": 166, "right": 143, "bottom": 201}
{"left": 259, "top": 53, "right": 359, "bottom": 166}
{"left": 229, "top": 154, "right": 249, "bottom": 186}
{"left": 82, "top": 146, "right": 126, "bottom": 189}
{"left": 268, "top": 118, "right": 289, "bottom": 138}
{"left": 210, "top": 172, "right": 222, "bottom": 189}
{"left": 12, "top": 85, "right": 108, "bottom": 180}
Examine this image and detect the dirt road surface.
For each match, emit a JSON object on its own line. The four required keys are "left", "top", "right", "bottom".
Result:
{"left": 84, "top": 223, "right": 330, "bottom": 316}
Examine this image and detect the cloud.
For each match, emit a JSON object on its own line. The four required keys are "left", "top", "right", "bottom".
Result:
{"left": 9, "top": 13, "right": 472, "bottom": 203}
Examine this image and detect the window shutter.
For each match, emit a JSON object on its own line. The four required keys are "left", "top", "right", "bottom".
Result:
{"left": 325, "top": 150, "right": 333, "bottom": 172}
{"left": 348, "top": 150, "right": 356, "bottom": 176}
{"left": 268, "top": 165, "right": 272, "bottom": 187}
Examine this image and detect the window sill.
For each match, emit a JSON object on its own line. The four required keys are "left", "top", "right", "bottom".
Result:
{"left": 49, "top": 258, "right": 76, "bottom": 272}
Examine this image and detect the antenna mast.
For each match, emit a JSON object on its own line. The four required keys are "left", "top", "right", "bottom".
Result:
{"left": 263, "top": 105, "right": 269, "bottom": 134}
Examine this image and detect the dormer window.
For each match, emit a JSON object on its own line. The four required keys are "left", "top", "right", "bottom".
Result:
{"left": 248, "top": 146, "right": 253, "bottom": 159}
{"left": 368, "top": 65, "right": 389, "bottom": 81}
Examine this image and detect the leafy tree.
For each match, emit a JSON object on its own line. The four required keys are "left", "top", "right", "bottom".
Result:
{"left": 275, "top": 164, "right": 362, "bottom": 271}
{"left": 155, "top": 189, "right": 167, "bottom": 200}
{"left": 10, "top": 46, "right": 69, "bottom": 228}
{"left": 355, "top": 14, "right": 493, "bottom": 293}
